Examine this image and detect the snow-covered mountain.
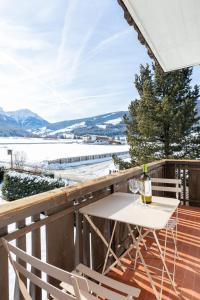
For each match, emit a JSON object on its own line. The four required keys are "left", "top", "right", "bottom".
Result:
{"left": 33, "top": 111, "right": 127, "bottom": 138}
{"left": 0, "top": 107, "right": 28, "bottom": 136}
{"left": 0, "top": 108, "right": 127, "bottom": 137}
{"left": 7, "top": 109, "right": 49, "bottom": 130}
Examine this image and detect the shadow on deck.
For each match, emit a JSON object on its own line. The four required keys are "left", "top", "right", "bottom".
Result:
{"left": 108, "top": 205, "right": 200, "bottom": 300}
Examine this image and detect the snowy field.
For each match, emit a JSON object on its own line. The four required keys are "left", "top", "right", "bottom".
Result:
{"left": 54, "top": 159, "right": 119, "bottom": 182}
{"left": 0, "top": 137, "right": 128, "bottom": 165}
{"left": 0, "top": 138, "right": 129, "bottom": 299}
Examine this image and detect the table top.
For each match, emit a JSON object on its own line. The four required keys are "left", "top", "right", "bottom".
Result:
{"left": 79, "top": 192, "right": 180, "bottom": 230}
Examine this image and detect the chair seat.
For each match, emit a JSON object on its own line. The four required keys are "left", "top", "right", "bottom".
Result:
{"left": 60, "top": 264, "right": 141, "bottom": 299}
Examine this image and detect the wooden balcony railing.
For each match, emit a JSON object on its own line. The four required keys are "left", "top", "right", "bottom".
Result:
{"left": 0, "top": 159, "right": 199, "bottom": 300}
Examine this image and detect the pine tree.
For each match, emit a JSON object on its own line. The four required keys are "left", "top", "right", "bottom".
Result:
{"left": 114, "top": 64, "right": 200, "bottom": 169}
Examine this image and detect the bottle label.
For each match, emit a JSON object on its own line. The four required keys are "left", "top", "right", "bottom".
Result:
{"left": 144, "top": 180, "right": 152, "bottom": 196}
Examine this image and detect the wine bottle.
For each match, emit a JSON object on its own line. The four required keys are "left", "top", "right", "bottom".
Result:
{"left": 140, "top": 164, "right": 152, "bottom": 204}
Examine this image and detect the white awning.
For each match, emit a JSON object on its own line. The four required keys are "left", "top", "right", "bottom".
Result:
{"left": 122, "top": 0, "right": 200, "bottom": 72}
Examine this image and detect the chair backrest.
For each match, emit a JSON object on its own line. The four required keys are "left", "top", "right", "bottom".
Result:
{"left": 2, "top": 238, "right": 141, "bottom": 300}
{"left": 1, "top": 238, "right": 91, "bottom": 300}
{"left": 151, "top": 177, "right": 181, "bottom": 199}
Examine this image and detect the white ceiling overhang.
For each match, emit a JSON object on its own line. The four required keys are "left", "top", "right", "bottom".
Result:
{"left": 120, "top": 0, "right": 200, "bottom": 72}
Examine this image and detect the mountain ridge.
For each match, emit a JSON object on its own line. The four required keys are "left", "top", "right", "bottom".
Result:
{"left": 0, "top": 107, "right": 127, "bottom": 137}
{"left": 34, "top": 111, "right": 127, "bottom": 138}
{"left": 0, "top": 102, "right": 199, "bottom": 138}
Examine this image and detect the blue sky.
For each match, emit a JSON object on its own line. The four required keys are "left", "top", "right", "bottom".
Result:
{"left": 0, "top": 0, "right": 199, "bottom": 122}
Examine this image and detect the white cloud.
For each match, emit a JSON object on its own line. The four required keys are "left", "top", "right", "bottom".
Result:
{"left": 0, "top": 20, "right": 50, "bottom": 51}
{"left": 0, "top": 0, "right": 150, "bottom": 122}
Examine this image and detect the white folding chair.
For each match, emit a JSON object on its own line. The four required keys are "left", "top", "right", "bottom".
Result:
{"left": 2, "top": 238, "right": 141, "bottom": 300}
{"left": 133, "top": 177, "right": 181, "bottom": 299}
{"left": 151, "top": 177, "right": 181, "bottom": 261}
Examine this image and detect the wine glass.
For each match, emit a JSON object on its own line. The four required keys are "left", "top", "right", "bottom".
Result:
{"left": 129, "top": 179, "right": 139, "bottom": 201}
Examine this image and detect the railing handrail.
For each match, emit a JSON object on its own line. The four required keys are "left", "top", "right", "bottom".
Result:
{"left": 165, "top": 159, "right": 200, "bottom": 164}
{"left": 0, "top": 159, "right": 166, "bottom": 228}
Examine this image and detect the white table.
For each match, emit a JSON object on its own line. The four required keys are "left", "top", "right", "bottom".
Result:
{"left": 80, "top": 192, "right": 180, "bottom": 300}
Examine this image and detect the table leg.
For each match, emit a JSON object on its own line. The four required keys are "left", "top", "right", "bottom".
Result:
{"left": 160, "top": 227, "right": 168, "bottom": 300}
{"left": 127, "top": 224, "right": 160, "bottom": 300}
{"left": 102, "top": 221, "right": 117, "bottom": 274}
{"left": 153, "top": 230, "right": 178, "bottom": 295}
{"left": 84, "top": 215, "right": 125, "bottom": 272}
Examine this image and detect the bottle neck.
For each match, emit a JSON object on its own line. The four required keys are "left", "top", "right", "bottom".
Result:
{"left": 143, "top": 164, "right": 148, "bottom": 174}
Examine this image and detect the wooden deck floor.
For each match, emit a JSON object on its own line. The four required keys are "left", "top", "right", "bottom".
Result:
{"left": 108, "top": 205, "right": 200, "bottom": 300}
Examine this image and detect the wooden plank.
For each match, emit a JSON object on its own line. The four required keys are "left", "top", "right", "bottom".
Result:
{"left": 151, "top": 166, "right": 166, "bottom": 197}
{"left": 0, "top": 206, "right": 73, "bottom": 247}
{"left": 165, "top": 159, "right": 200, "bottom": 165}
{"left": 0, "top": 226, "right": 9, "bottom": 300}
{"left": 75, "top": 210, "right": 83, "bottom": 266}
{"left": 82, "top": 215, "right": 90, "bottom": 267}
{"left": 46, "top": 203, "right": 75, "bottom": 288}
{"left": 0, "top": 160, "right": 166, "bottom": 227}
{"left": 30, "top": 214, "right": 42, "bottom": 300}
{"left": 188, "top": 168, "right": 200, "bottom": 206}
{"left": 164, "top": 162, "right": 176, "bottom": 198}
{"left": 14, "top": 220, "right": 27, "bottom": 300}
{"left": 183, "top": 167, "right": 186, "bottom": 203}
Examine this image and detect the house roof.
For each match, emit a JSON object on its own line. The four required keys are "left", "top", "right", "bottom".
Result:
{"left": 118, "top": 0, "right": 200, "bottom": 72}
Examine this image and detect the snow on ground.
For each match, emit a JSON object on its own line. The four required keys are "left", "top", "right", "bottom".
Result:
{"left": 54, "top": 158, "right": 120, "bottom": 183}
{"left": 102, "top": 113, "right": 115, "bottom": 118}
{"left": 0, "top": 138, "right": 128, "bottom": 165}
{"left": 96, "top": 124, "right": 107, "bottom": 129}
{"left": 0, "top": 137, "right": 77, "bottom": 144}
{"left": 0, "top": 138, "right": 129, "bottom": 299}
{"left": 104, "top": 117, "right": 122, "bottom": 125}
{"left": 46, "top": 122, "right": 86, "bottom": 136}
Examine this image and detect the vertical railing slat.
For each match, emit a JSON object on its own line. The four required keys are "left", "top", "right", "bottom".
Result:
{"left": 75, "top": 209, "right": 83, "bottom": 266}
{"left": 83, "top": 215, "right": 91, "bottom": 267}
{"left": 0, "top": 226, "right": 9, "bottom": 300}
{"left": 188, "top": 166, "right": 200, "bottom": 206}
{"left": 14, "top": 220, "right": 27, "bottom": 300}
{"left": 183, "top": 167, "right": 186, "bottom": 204}
{"left": 30, "top": 214, "right": 42, "bottom": 300}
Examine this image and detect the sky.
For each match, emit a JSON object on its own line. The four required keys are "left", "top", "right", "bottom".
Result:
{"left": 0, "top": 0, "right": 199, "bottom": 122}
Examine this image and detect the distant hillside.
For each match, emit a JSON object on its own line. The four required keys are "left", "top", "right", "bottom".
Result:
{"left": 0, "top": 107, "right": 127, "bottom": 137}
{"left": 0, "top": 101, "right": 199, "bottom": 138}
{"left": 34, "top": 111, "right": 127, "bottom": 138}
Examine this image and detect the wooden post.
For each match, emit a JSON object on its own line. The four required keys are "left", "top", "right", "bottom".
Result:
{"left": 46, "top": 204, "right": 75, "bottom": 287}
{"left": 0, "top": 227, "right": 9, "bottom": 300}
{"left": 164, "top": 162, "right": 176, "bottom": 198}
{"left": 189, "top": 167, "right": 200, "bottom": 206}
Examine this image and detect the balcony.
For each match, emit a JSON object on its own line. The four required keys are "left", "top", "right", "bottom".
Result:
{"left": 0, "top": 159, "right": 200, "bottom": 300}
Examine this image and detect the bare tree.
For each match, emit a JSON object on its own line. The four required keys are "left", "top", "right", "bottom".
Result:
{"left": 13, "top": 151, "right": 27, "bottom": 169}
